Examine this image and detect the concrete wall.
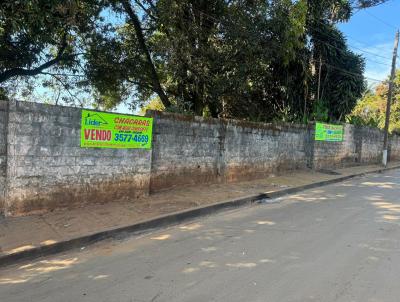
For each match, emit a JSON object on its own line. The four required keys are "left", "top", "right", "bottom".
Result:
{"left": 312, "top": 125, "right": 359, "bottom": 170}
{"left": 0, "top": 101, "right": 7, "bottom": 214}
{"left": 150, "top": 112, "right": 400, "bottom": 190}
{"left": 149, "top": 111, "right": 312, "bottom": 191}
{"left": 222, "top": 121, "right": 311, "bottom": 182}
{"left": 149, "top": 113, "right": 222, "bottom": 191}
{"left": 1, "top": 101, "right": 399, "bottom": 216}
{"left": 389, "top": 134, "right": 400, "bottom": 160}
{"left": 4, "top": 101, "right": 151, "bottom": 216}
{"left": 357, "top": 126, "right": 384, "bottom": 163}
{"left": 310, "top": 124, "right": 400, "bottom": 170}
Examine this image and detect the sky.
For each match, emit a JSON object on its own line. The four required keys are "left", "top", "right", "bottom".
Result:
{"left": 339, "top": 0, "right": 400, "bottom": 88}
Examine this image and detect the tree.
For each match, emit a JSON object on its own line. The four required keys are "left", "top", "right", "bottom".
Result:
{"left": 150, "top": 0, "right": 226, "bottom": 116}
{"left": 348, "top": 70, "right": 400, "bottom": 133}
{"left": 139, "top": 97, "right": 165, "bottom": 115}
{"left": 300, "top": 0, "right": 367, "bottom": 122}
{"left": 85, "top": 0, "right": 367, "bottom": 121}
{"left": 120, "top": 0, "right": 171, "bottom": 108}
{"left": 0, "top": 0, "right": 103, "bottom": 99}
{"left": 352, "top": 0, "right": 390, "bottom": 9}
{"left": 311, "top": 24, "right": 366, "bottom": 121}
{"left": 84, "top": 0, "right": 173, "bottom": 110}
{"left": 219, "top": 0, "right": 309, "bottom": 121}
{"left": 87, "top": 0, "right": 309, "bottom": 119}
{"left": 1, "top": 0, "right": 372, "bottom": 123}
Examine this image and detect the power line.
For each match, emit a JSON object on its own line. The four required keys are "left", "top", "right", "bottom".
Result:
{"left": 169, "top": 6, "right": 388, "bottom": 83}
{"left": 311, "top": 35, "right": 392, "bottom": 67}
{"left": 359, "top": 56, "right": 392, "bottom": 67}
{"left": 346, "top": 35, "right": 377, "bottom": 48}
{"left": 308, "top": 17, "right": 389, "bottom": 51}
{"left": 338, "top": 41, "right": 392, "bottom": 61}
{"left": 363, "top": 9, "right": 398, "bottom": 30}
{"left": 309, "top": 26, "right": 393, "bottom": 61}
{"left": 346, "top": 36, "right": 397, "bottom": 65}
{"left": 301, "top": 14, "right": 391, "bottom": 53}
{"left": 322, "top": 61, "right": 384, "bottom": 82}
{"left": 194, "top": 5, "right": 394, "bottom": 62}
{"left": 308, "top": 17, "right": 396, "bottom": 62}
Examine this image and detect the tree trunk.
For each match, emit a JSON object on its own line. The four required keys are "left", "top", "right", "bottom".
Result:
{"left": 208, "top": 101, "right": 219, "bottom": 118}
{"left": 121, "top": 0, "right": 171, "bottom": 108}
{"left": 193, "top": 93, "right": 204, "bottom": 116}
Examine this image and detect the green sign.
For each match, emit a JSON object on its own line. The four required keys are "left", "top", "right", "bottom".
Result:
{"left": 81, "top": 110, "right": 153, "bottom": 149}
{"left": 315, "top": 122, "right": 343, "bottom": 142}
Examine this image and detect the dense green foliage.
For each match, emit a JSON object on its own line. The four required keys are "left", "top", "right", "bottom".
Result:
{"left": 311, "top": 24, "right": 366, "bottom": 121}
{"left": 348, "top": 70, "right": 400, "bottom": 133}
{"left": 0, "top": 0, "right": 388, "bottom": 122}
{"left": 0, "top": 0, "right": 104, "bottom": 103}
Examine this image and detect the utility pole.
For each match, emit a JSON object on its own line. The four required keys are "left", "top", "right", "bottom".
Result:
{"left": 382, "top": 30, "right": 399, "bottom": 167}
{"left": 317, "top": 55, "right": 322, "bottom": 101}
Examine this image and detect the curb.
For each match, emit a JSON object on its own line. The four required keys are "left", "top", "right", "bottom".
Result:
{"left": 1, "top": 165, "right": 399, "bottom": 267}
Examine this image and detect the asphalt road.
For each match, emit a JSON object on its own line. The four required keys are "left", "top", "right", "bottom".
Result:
{"left": 1, "top": 170, "right": 400, "bottom": 302}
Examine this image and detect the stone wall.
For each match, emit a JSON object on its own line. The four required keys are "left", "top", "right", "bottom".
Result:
{"left": 389, "top": 133, "right": 400, "bottom": 160}
{"left": 4, "top": 101, "right": 151, "bottom": 216}
{"left": 1, "top": 101, "right": 399, "bottom": 216}
{"left": 150, "top": 112, "right": 400, "bottom": 190}
{"left": 223, "top": 121, "right": 312, "bottom": 182}
{"left": 312, "top": 124, "right": 359, "bottom": 170}
{"left": 148, "top": 112, "right": 222, "bottom": 192}
{"left": 0, "top": 101, "right": 8, "bottom": 214}
{"left": 357, "top": 126, "right": 384, "bottom": 163}
{"left": 309, "top": 124, "right": 400, "bottom": 170}
{"left": 149, "top": 111, "right": 312, "bottom": 191}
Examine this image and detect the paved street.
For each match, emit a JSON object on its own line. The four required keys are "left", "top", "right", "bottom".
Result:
{"left": 1, "top": 170, "right": 400, "bottom": 302}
